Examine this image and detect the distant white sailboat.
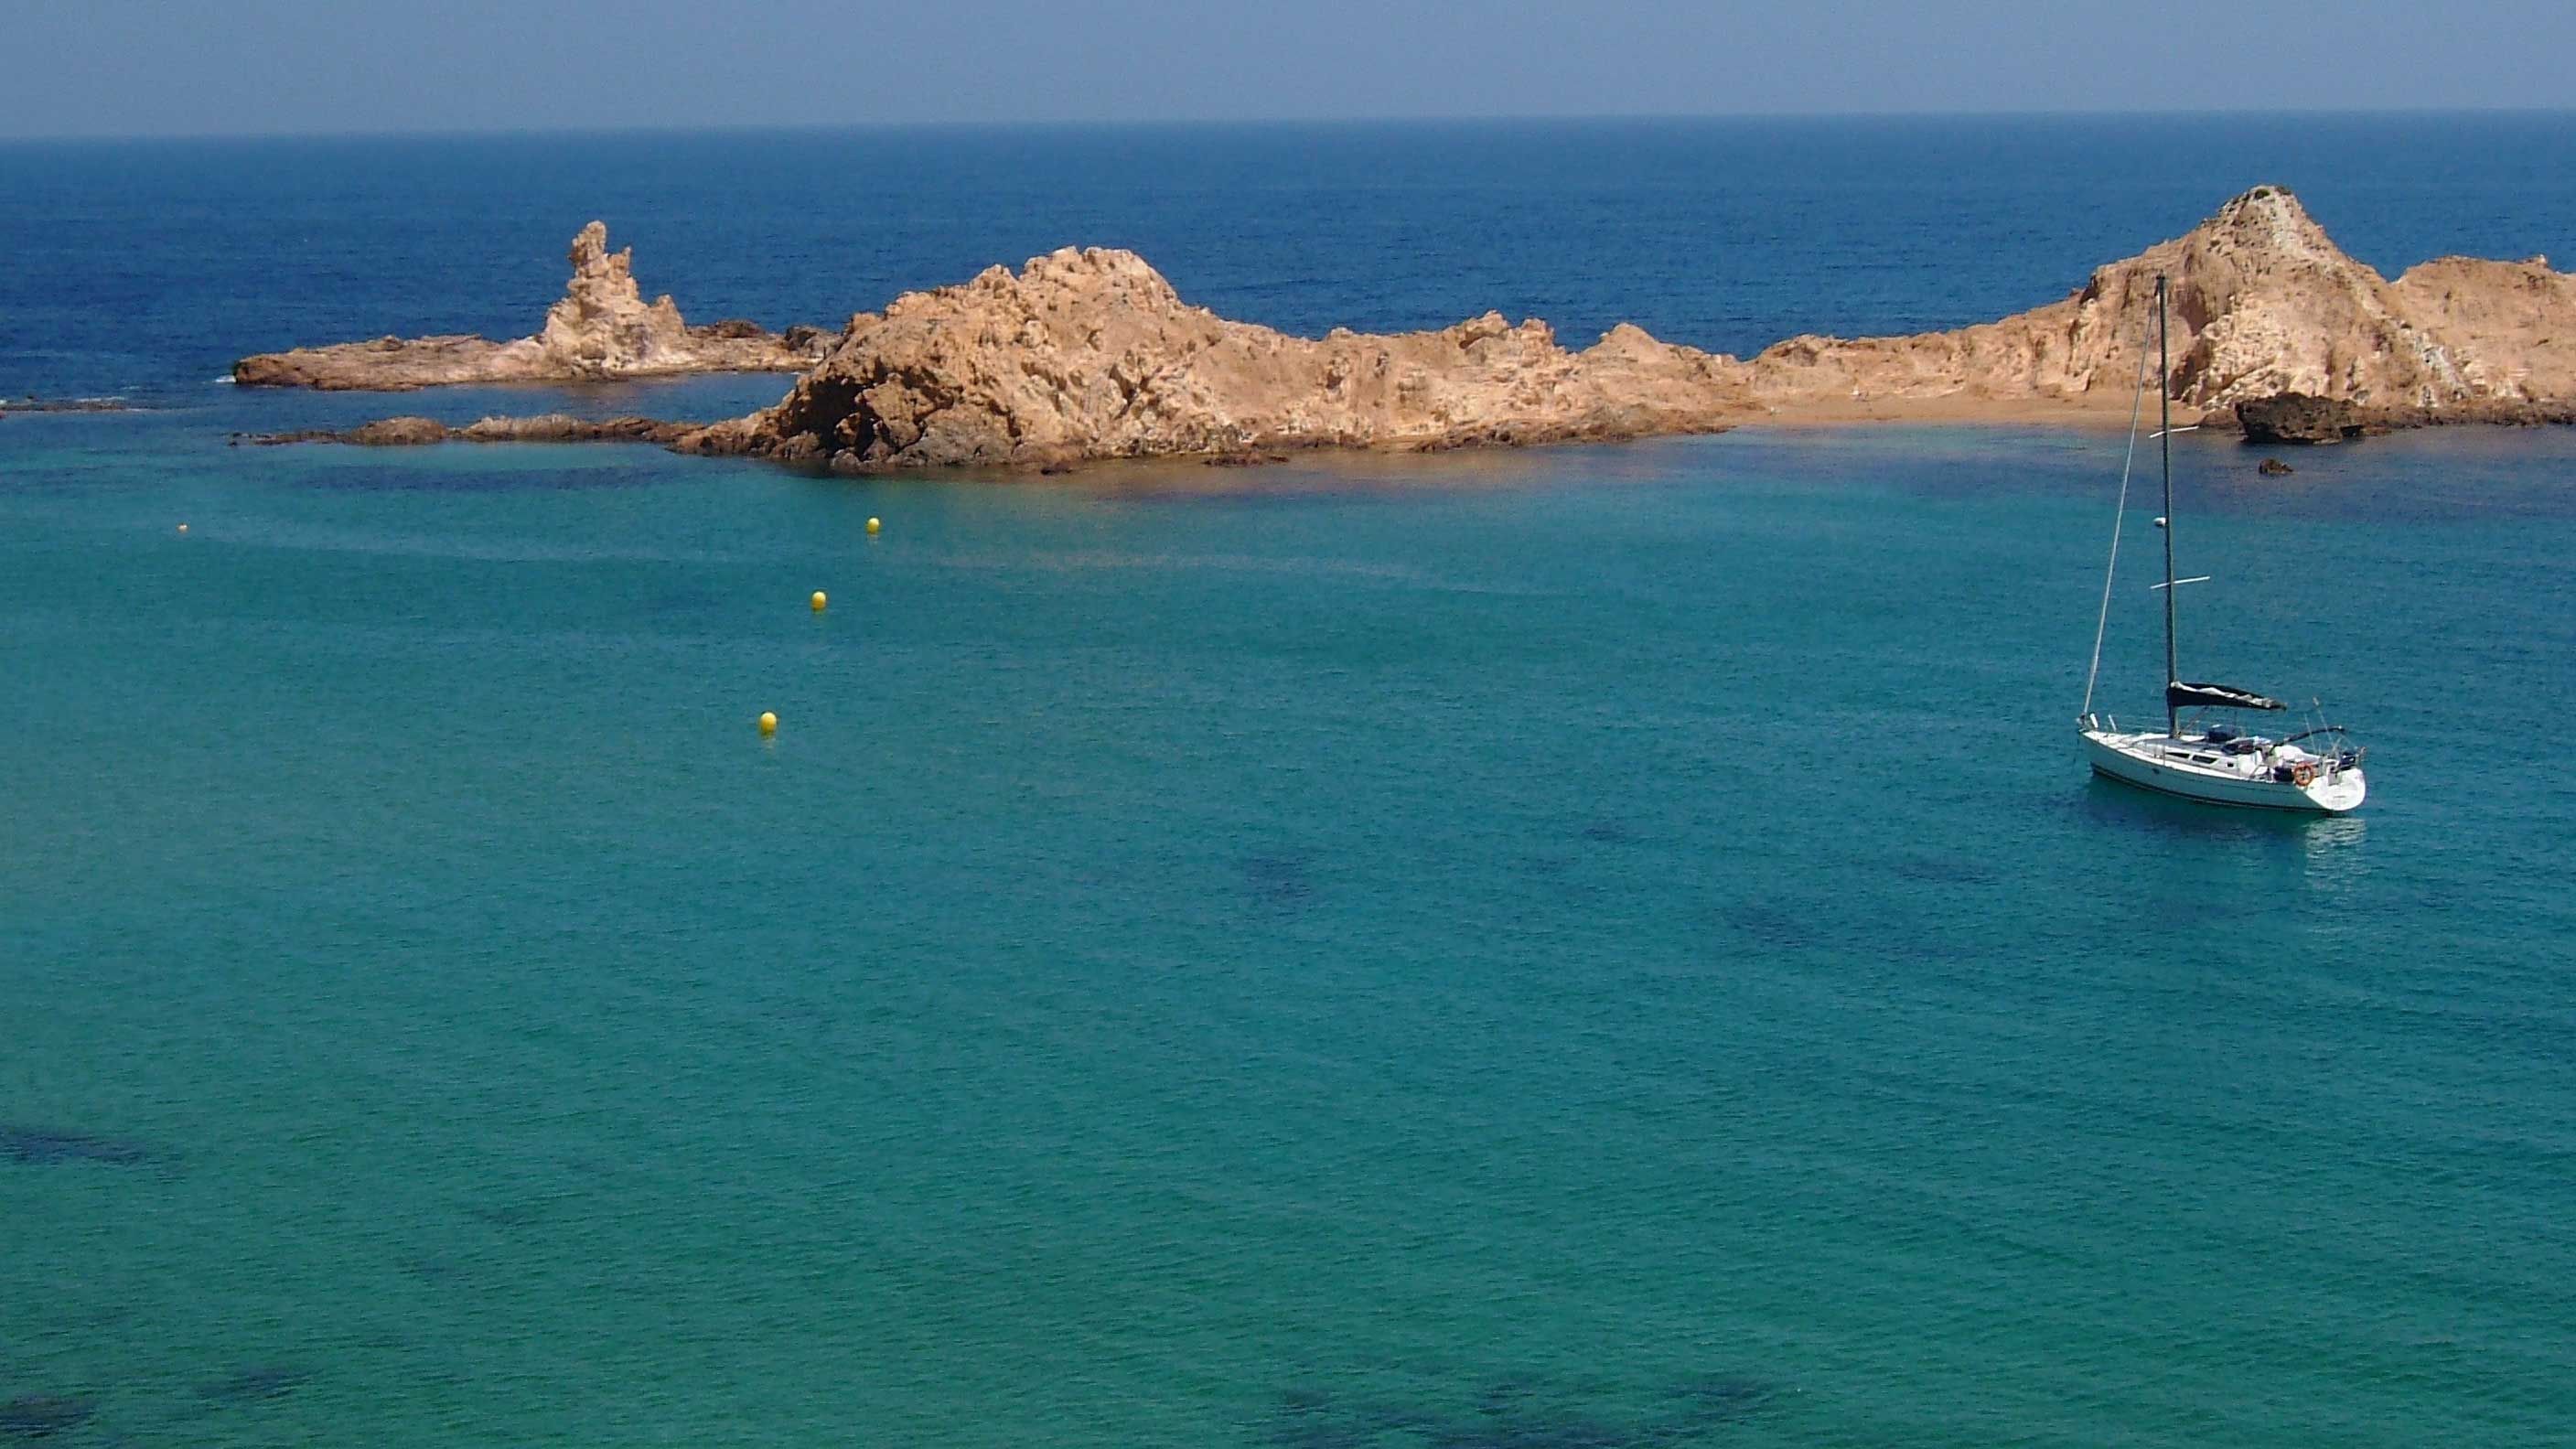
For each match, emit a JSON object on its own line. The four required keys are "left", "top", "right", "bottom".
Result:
{"left": 2077, "top": 274, "right": 2367, "bottom": 813}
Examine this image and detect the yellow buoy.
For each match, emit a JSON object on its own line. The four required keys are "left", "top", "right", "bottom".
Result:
{"left": 866, "top": 517, "right": 882, "bottom": 535}
{"left": 757, "top": 711, "right": 778, "bottom": 735}
{"left": 810, "top": 590, "right": 828, "bottom": 612}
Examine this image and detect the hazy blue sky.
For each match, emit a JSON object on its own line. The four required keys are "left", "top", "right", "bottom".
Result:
{"left": 5, "top": 1, "right": 2570, "bottom": 138}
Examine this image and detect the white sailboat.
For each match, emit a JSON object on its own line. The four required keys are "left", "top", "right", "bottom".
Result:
{"left": 2077, "top": 274, "right": 2367, "bottom": 813}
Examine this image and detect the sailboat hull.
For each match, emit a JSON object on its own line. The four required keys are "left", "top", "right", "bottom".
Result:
{"left": 2081, "top": 727, "right": 2366, "bottom": 813}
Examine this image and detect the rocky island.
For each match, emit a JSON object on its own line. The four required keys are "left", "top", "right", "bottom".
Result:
{"left": 231, "top": 223, "right": 832, "bottom": 390}
{"left": 263, "top": 187, "right": 2576, "bottom": 466}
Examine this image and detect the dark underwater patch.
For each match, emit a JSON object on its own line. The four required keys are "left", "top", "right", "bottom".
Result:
{"left": 195, "top": 1367, "right": 312, "bottom": 1403}
{"left": 462, "top": 1200, "right": 547, "bottom": 1229}
{"left": 1240, "top": 851, "right": 1316, "bottom": 907}
{"left": 0, "top": 1395, "right": 96, "bottom": 1439}
{"left": 0, "top": 1126, "right": 154, "bottom": 1167}
{"left": 1578, "top": 819, "right": 1638, "bottom": 845}
{"left": 1718, "top": 898, "right": 1827, "bottom": 951}
{"left": 1269, "top": 1370, "right": 1784, "bottom": 1449}
{"left": 1889, "top": 853, "right": 1997, "bottom": 886}
{"left": 1664, "top": 1375, "right": 1777, "bottom": 1425}
{"left": 649, "top": 584, "right": 719, "bottom": 615}
{"left": 1271, "top": 1389, "right": 1434, "bottom": 1449}
{"left": 402, "top": 1254, "right": 468, "bottom": 1285}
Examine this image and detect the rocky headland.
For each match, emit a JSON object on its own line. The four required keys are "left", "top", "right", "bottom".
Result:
{"left": 231, "top": 223, "right": 832, "bottom": 390}
{"left": 1739, "top": 186, "right": 2573, "bottom": 421}
{"left": 261, "top": 187, "right": 2576, "bottom": 468}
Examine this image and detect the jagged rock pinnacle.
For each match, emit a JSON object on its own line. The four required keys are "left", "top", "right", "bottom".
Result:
{"left": 252, "top": 193, "right": 2576, "bottom": 462}
{"left": 232, "top": 223, "right": 832, "bottom": 390}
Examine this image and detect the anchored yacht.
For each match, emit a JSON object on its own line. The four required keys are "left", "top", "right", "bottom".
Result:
{"left": 2076, "top": 274, "right": 2367, "bottom": 813}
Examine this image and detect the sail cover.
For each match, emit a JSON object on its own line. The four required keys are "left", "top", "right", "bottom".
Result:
{"left": 2168, "top": 681, "right": 2286, "bottom": 711}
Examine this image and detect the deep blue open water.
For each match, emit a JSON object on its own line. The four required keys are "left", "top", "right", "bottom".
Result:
{"left": 4, "top": 118, "right": 2573, "bottom": 1447}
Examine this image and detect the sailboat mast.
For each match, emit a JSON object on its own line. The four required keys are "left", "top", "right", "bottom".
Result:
{"left": 2158, "top": 274, "right": 2179, "bottom": 739}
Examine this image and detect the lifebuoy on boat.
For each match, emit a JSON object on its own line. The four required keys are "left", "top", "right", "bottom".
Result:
{"left": 2291, "top": 762, "right": 2317, "bottom": 787}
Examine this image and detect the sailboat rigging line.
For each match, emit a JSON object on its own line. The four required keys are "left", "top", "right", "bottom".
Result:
{"left": 2080, "top": 306, "right": 2160, "bottom": 720}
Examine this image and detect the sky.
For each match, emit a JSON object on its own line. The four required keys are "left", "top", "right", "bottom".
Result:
{"left": 3, "top": 0, "right": 2571, "bottom": 139}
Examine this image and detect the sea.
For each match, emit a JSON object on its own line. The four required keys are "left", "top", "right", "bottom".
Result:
{"left": 3, "top": 116, "right": 2572, "bottom": 1448}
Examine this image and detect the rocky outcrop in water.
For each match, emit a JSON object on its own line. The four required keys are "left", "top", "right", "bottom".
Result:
{"left": 2235, "top": 389, "right": 2576, "bottom": 444}
{"left": 231, "top": 223, "right": 832, "bottom": 390}
{"left": 671, "top": 248, "right": 1749, "bottom": 471}
{"left": 2, "top": 396, "right": 135, "bottom": 414}
{"left": 273, "top": 188, "right": 2576, "bottom": 469}
{"left": 236, "top": 414, "right": 701, "bottom": 447}
{"left": 673, "top": 187, "right": 2575, "bottom": 472}
{"left": 2238, "top": 391, "right": 2375, "bottom": 444}
{"left": 1745, "top": 187, "right": 2575, "bottom": 417}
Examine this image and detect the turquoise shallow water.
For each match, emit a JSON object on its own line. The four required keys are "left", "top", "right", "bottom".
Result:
{"left": 9, "top": 115, "right": 2576, "bottom": 1445}
{"left": 5, "top": 408, "right": 2573, "bottom": 1446}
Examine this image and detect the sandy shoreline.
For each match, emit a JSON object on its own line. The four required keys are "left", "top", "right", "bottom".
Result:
{"left": 1727, "top": 392, "right": 2163, "bottom": 432}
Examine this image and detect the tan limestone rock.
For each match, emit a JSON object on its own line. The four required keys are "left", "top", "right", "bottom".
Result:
{"left": 707, "top": 246, "right": 1750, "bottom": 471}
{"left": 264, "top": 187, "right": 2576, "bottom": 470}
{"left": 232, "top": 223, "right": 830, "bottom": 390}
{"left": 1746, "top": 187, "right": 2490, "bottom": 413}
{"left": 2387, "top": 254, "right": 2576, "bottom": 401}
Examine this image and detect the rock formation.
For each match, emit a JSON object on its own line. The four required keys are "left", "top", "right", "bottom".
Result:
{"left": 674, "top": 186, "right": 2575, "bottom": 473}
{"left": 2234, "top": 390, "right": 2576, "bottom": 444}
{"left": 2388, "top": 253, "right": 2576, "bottom": 401}
{"left": 231, "top": 223, "right": 832, "bottom": 390}
{"left": 1744, "top": 187, "right": 2567, "bottom": 416}
{"left": 236, "top": 414, "right": 701, "bottom": 447}
{"left": 2, "top": 395, "right": 134, "bottom": 413}
{"left": 275, "top": 187, "right": 2576, "bottom": 470}
{"left": 671, "top": 248, "right": 1750, "bottom": 472}
{"left": 2237, "top": 392, "right": 2376, "bottom": 444}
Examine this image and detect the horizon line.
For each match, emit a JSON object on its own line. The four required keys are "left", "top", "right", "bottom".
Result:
{"left": 5, "top": 105, "right": 2573, "bottom": 145}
